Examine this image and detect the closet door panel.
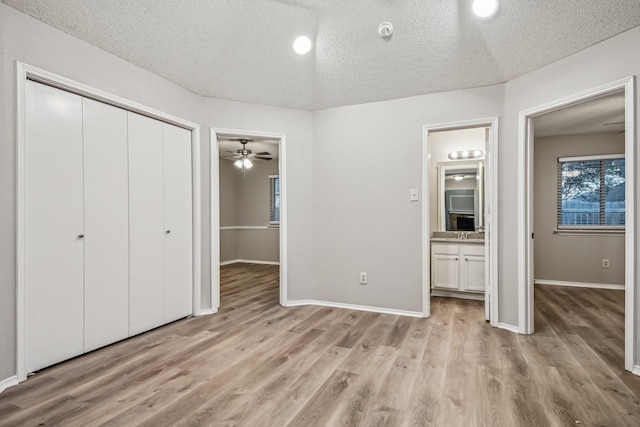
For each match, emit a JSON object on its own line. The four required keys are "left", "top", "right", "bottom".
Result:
{"left": 83, "top": 99, "right": 130, "bottom": 352}
{"left": 25, "top": 81, "right": 84, "bottom": 372}
{"left": 128, "top": 112, "right": 165, "bottom": 336}
{"left": 163, "top": 124, "right": 193, "bottom": 322}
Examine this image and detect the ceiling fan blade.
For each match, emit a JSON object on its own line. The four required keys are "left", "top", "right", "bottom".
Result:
{"left": 603, "top": 122, "right": 625, "bottom": 126}
{"left": 254, "top": 156, "right": 273, "bottom": 161}
{"left": 255, "top": 151, "right": 271, "bottom": 156}
{"left": 225, "top": 150, "right": 240, "bottom": 154}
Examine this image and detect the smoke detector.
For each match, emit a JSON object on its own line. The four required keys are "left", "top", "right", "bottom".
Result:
{"left": 378, "top": 22, "right": 393, "bottom": 39}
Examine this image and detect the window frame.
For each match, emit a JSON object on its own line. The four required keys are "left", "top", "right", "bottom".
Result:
{"left": 269, "top": 174, "right": 280, "bottom": 227}
{"left": 556, "top": 153, "right": 625, "bottom": 233}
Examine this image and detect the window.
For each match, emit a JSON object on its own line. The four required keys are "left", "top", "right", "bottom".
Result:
{"left": 557, "top": 154, "right": 625, "bottom": 229}
{"left": 269, "top": 175, "right": 280, "bottom": 225}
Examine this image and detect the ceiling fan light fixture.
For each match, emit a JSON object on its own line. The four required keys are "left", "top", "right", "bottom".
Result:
{"left": 292, "top": 36, "right": 312, "bottom": 55}
{"left": 472, "top": 0, "right": 499, "bottom": 19}
{"left": 235, "top": 158, "right": 253, "bottom": 169}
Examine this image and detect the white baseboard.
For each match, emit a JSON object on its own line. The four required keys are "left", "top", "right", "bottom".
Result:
{"left": 286, "top": 299, "right": 424, "bottom": 318}
{"left": 534, "top": 279, "right": 624, "bottom": 290}
{"left": 220, "top": 259, "right": 280, "bottom": 266}
{"left": 0, "top": 375, "right": 19, "bottom": 394}
{"left": 498, "top": 322, "right": 521, "bottom": 334}
{"left": 632, "top": 365, "right": 640, "bottom": 376}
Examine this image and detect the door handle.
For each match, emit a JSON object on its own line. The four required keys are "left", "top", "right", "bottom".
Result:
{"left": 166, "top": 230, "right": 171, "bottom": 234}
{"left": 78, "top": 234, "right": 84, "bottom": 239}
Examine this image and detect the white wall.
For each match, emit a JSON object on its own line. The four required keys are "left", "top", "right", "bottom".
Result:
{"left": 534, "top": 132, "right": 625, "bottom": 285}
{"left": 311, "top": 87, "right": 503, "bottom": 312}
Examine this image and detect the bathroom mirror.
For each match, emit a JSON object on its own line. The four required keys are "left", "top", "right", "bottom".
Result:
{"left": 437, "top": 160, "right": 484, "bottom": 232}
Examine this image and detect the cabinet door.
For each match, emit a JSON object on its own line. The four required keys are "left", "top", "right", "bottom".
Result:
{"left": 128, "top": 112, "right": 165, "bottom": 336}
{"left": 25, "top": 81, "right": 84, "bottom": 372}
{"left": 83, "top": 98, "right": 129, "bottom": 352}
{"left": 462, "top": 255, "right": 485, "bottom": 292}
{"left": 432, "top": 254, "right": 459, "bottom": 290}
{"left": 162, "top": 123, "right": 193, "bottom": 322}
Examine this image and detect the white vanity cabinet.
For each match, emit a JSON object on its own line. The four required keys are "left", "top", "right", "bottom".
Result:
{"left": 431, "top": 241, "right": 485, "bottom": 299}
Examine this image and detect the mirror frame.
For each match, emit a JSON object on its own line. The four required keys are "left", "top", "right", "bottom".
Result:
{"left": 437, "top": 160, "right": 484, "bottom": 231}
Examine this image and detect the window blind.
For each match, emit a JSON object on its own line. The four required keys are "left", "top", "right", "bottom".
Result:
{"left": 269, "top": 175, "right": 280, "bottom": 224}
{"left": 557, "top": 154, "right": 625, "bottom": 229}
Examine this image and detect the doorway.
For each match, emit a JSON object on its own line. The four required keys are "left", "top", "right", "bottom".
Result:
{"left": 422, "top": 118, "right": 499, "bottom": 326}
{"left": 210, "top": 128, "right": 288, "bottom": 312}
{"left": 518, "top": 77, "right": 637, "bottom": 373}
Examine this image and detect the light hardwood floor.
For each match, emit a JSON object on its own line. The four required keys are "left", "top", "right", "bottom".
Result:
{"left": 1, "top": 264, "right": 639, "bottom": 426}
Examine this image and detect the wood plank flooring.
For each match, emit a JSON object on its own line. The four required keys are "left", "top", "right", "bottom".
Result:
{"left": 1, "top": 264, "right": 639, "bottom": 426}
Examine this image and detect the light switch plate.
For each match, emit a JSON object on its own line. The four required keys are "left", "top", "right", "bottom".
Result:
{"left": 410, "top": 189, "right": 419, "bottom": 201}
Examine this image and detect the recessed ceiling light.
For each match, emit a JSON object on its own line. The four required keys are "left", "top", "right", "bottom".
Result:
{"left": 292, "top": 36, "right": 312, "bottom": 55}
{"left": 472, "top": 0, "right": 499, "bottom": 19}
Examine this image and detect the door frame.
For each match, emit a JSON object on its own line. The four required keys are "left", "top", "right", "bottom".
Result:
{"left": 210, "top": 128, "right": 288, "bottom": 311}
{"left": 15, "top": 62, "right": 202, "bottom": 382}
{"left": 421, "top": 117, "right": 499, "bottom": 325}
{"left": 517, "top": 77, "right": 637, "bottom": 374}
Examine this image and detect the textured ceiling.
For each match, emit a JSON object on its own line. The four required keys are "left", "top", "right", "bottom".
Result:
{"left": 533, "top": 91, "right": 625, "bottom": 137}
{"left": 4, "top": 0, "right": 640, "bottom": 110}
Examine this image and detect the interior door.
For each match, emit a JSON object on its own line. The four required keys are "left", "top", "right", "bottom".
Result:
{"left": 83, "top": 98, "right": 130, "bottom": 352}
{"left": 128, "top": 112, "right": 165, "bottom": 336}
{"left": 25, "top": 81, "right": 84, "bottom": 372}
{"left": 162, "top": 123, "right": 193, "bottom": 322}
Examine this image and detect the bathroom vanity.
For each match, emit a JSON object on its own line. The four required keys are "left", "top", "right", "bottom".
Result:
{"left": 431, "top": 157, "right": 486, "bottom": 300}
{"left": 431, "top": 233, "right": 485, "bottom": 300}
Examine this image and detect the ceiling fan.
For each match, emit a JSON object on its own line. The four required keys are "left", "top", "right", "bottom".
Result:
{"left": 221, "top": 138, "right": 273, "bottom": 177}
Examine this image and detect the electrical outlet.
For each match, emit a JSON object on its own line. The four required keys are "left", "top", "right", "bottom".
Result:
{"left": 602, "top": 259, "right": 610, "bottom": 268}
{"left": 360, "top": 272, "right": 367, "bottom": 284}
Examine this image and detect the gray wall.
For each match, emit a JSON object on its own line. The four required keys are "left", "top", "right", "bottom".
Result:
{"left": 534, "top": 132, "right": 625, "bottom": 285}
{"left": 219, "top": 160, "right": 239, "bottom": 261}
{"left": 219, "top": 159, "right": 280, "bottom": 263}
{"left": 311, "top": 87, "right": 503, "bottom": 311}
{"left": 201, "top": 97, "right": 314, "bottom": 306}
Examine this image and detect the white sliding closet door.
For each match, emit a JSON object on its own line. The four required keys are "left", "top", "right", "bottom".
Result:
{"left": 83, "top": 99, "right": 130, "bottom": 352}
{"left": 25, "top": 81, "right": 84, "bottom": 372}
{"left": 163, "top": 124, "right": 193, "bottom": 322}
{"left": 128, "top": 112, "right": 165, "bottom": 336}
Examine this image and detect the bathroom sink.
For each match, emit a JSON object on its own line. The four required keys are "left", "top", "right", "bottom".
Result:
{"left": 431, "top": 231, "right": 485, "bottom": 241}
